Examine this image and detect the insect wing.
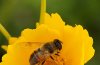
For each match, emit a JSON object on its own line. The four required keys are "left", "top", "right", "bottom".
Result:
{"left": 15, "top": 42, "right": 44, "bottom": 50}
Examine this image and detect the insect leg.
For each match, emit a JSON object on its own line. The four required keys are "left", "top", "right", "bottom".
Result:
{"left": 57, "top": 51, "right": 60, "bottom": 53}
{"left": 55, "top": 54, "right": 60, "bottom": 56}
{"left": 55, "top": 54, "right": 64, "bottom": 61}
{"left": 50, "top": 56, "right": 60, "bottom": 65}
{"left": 41, "top": 61, "right": 45, "bottom": 65}
{"left": 50, "top": 56, "right": 54, "bottom": 60}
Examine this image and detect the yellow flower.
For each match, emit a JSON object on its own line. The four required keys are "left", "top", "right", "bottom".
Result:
{"left": 0, "top": 0, "right": 95, "bottom": 65}
{"left": 0, "top": 13, "right": 95, "bottom": 65}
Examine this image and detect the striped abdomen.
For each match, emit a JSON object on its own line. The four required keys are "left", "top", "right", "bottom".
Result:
{"left": 29, "top": 49, "right": 45, "bottom": 65}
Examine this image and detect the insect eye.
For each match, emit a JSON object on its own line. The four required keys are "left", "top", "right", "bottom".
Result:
{"left": 54, "top": 39, "right": 62, "bottom": 50}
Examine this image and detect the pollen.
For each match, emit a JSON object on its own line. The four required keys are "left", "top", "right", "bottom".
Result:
{"left": 41, "top": 55, "right": 66, "bottom": 65}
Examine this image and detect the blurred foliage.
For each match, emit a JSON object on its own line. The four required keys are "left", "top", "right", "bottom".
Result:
{"left": 0, "top": 0, "right": 100, "bottom": 65}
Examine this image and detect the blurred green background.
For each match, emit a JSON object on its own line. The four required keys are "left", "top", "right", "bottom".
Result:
{"left": 0, "top": 0, "right": 100, "bottom": 65}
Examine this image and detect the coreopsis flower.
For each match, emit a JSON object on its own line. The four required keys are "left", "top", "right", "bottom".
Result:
{"left": 0, "top": 13, "right": 95, "bottom": 65}
{"left": 0, "top": 0, "right": 95, "bottom": 65}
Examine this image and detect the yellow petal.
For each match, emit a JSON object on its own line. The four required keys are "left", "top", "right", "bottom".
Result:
{"left": 60, "top": 25, "right": 95, "bottom": 65}
{"left": 45, "top": 13, "right": 65, "bottom": 31}
{"left": 44, "top": 13, "right": 65, "bottom": 39}
{"left": 18, "top": 24, "right": 61, "bottom": 42}
{"left": 1, "top": 44, "right": 34, "bottom": 65}
{"left": 84, "top": 46, "right": 95, "bottom": 64}
{"left": 61, "top": 25, "right": 84, "bottom": 65}
{"left": 61, "top": 25, "right": 75, "bottom": 55}
{"left": 82, "top": 29, "right": 95, "bottom": 63}
{"left": 9, "top": 37, "right": 18, "bottom": 44}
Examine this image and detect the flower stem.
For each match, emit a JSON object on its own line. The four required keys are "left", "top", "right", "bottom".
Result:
{"left": 0, "top": 23, "right": 11, "bottom": 40}
{"left": 39, "top": 0, "right": 46, "bottom": 24}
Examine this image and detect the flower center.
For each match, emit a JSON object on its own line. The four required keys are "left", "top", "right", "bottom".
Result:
{"left": 40, "top": 55, "right": 66, "bottom": 65}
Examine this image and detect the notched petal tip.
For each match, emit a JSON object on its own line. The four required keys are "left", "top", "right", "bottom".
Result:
{"left": 16, "top": 24, "right": 61, "bottom": 43}
{"left": 84, "top": 47, "right": 95, "bottom": 64}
